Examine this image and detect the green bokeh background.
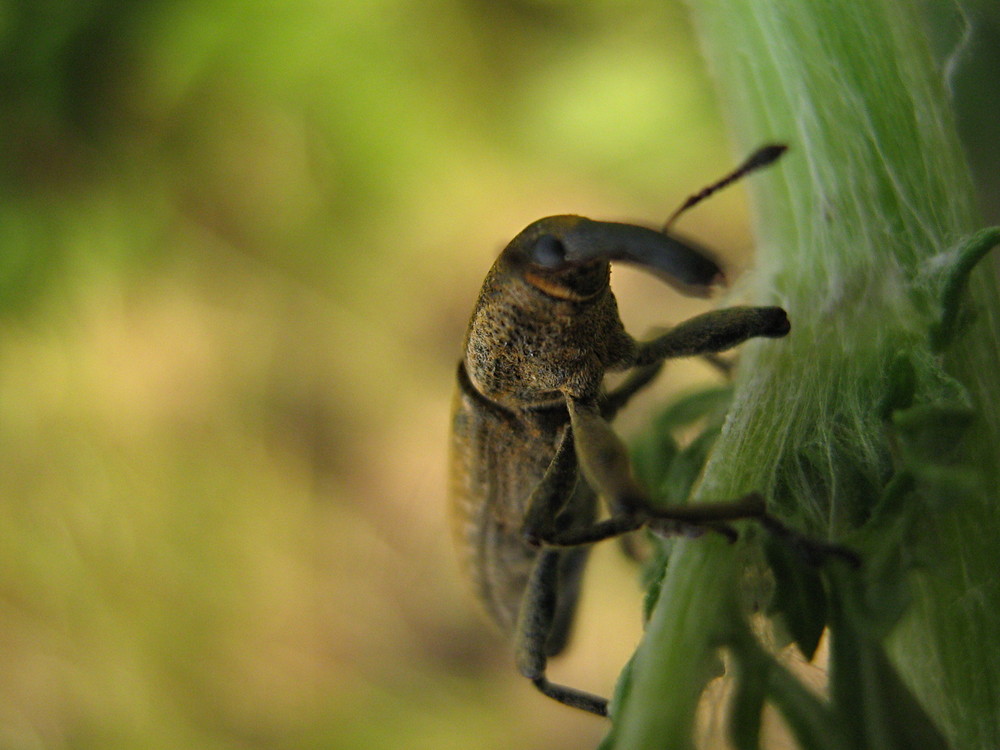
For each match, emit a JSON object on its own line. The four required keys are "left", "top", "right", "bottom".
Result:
{"left": 1, "top": 1, "right": 996, "bottom": 748}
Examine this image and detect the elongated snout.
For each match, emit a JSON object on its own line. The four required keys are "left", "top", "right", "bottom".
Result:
{"left": 557, "top": 218, "right": 723, "bottom": 296}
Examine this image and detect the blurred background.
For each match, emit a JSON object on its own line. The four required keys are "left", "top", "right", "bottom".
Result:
{"left": 1, "top": 1, "right": 996, "bottom": 748}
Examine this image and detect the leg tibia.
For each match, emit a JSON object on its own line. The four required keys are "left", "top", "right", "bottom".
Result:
{"left": 515, "top": 550, "right": 611, "bottom": 716}
{"left": 635, "top": 306, "right": 789, "bottom": 365}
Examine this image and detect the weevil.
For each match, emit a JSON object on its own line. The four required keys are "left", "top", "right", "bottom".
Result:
{"left": 449, "top": 146, "right": 790, "bottom": 716}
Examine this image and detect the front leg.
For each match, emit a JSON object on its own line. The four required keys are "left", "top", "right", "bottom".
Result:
{"left": 565, "top": 396, "right": 766, "bottom": 523}
{"left": 634, "top": 306, "right": 789, "bottom": 366}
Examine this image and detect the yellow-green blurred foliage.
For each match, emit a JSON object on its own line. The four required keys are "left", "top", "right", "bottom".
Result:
{"left": 1, "top": 1, "right": 995, "bottom": 748}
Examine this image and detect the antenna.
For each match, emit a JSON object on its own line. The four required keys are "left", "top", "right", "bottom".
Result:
{"left": 662, "top": 143, "right": 787, "bottom": 231}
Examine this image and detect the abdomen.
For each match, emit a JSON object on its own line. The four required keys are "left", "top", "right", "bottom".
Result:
{"left": 449, "top": 363, "right": 594, "bottom": 651}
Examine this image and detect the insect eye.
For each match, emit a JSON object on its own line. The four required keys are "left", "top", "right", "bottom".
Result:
{"left": 529, "top": 234, "right": 567, "bottom": 268}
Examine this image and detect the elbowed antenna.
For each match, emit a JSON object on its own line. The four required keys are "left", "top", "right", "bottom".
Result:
{"left": 515, "top": 146, "right": 786, "bottom": 297}
{"left": 662, "top": 143, "right": 788, "bottom": 231}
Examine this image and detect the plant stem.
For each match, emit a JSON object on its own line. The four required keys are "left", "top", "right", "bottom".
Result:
{"left": 605, "top": 1, "right": 1000, "bottom": 747}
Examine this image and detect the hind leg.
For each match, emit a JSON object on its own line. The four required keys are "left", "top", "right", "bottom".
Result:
{"left": 514, "top": 549, "right": 608, "bottom": 716}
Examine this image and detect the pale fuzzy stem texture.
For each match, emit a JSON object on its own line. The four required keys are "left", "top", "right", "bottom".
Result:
{"left": 607, "top": 1, "right": 1000, "bottom": 749}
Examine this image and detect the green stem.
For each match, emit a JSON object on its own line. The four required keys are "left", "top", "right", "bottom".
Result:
{"left": 605, "top": 1, "right": 1000, "bottom": 748}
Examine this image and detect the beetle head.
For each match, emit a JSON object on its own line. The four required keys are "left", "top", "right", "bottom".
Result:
{"left": 508, "top": 215, "right": 724, "bottom": 299}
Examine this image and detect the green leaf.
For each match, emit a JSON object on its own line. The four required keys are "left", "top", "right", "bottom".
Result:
{"left": 650, "top": 385, "right": 733, "bottom": 433}
{"left": 605, "top": 651, "right": 637, "bottom": 728}
{"left": 845, "top": 474, "right": 916, "bottom": 639}
{"left": 891, "top": 403, "right": 975, "bottom": 464}
{"left": 631, "top": 428, "right": 679, "bottom": 493}
{"left": 726, "top": 619, "right": 850, "bottom": 750}
{"left": 631, "top": 386, "right": 731, "bottom": 497}
{"left": 930, "top": 227, "right": 1000, "bottom": 351}
{"left": 640, "top": 541, "right": 671, "bottom": 622}
{"left": 657, "top": 425, "right": 722, "bottom": 503}
{"left": 764, "top": 657, "right": 850, "bottom": 750}
{"left": 764, "top": 535, "right": 827, "bottom": 661}
{"left": 728, "top": 646, "right": 767, "bottom": 750}
{"left": 878, "top": 352, "right": 917, "bottom": 419}
{"left": 826, "top": 564, "right": 952, "bottom": 750}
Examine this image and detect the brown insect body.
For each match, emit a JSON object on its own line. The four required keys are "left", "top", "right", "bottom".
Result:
{"left": 450, "top": 149, "right": 793, "bottom": 716}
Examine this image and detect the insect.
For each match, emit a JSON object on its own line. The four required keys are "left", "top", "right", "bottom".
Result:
{"left": 449, "top": 145, "right": 790, "bottom": 716}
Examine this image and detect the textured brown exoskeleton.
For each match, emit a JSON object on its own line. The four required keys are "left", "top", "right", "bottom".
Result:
{"left": 449, "top": 146, "right": 790, "bottom": 716}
